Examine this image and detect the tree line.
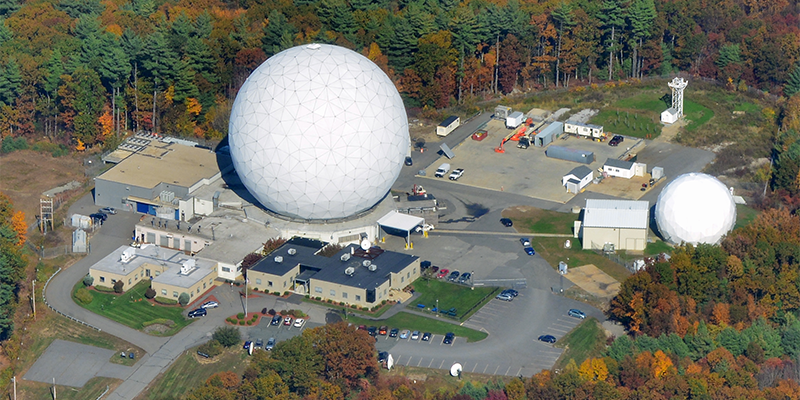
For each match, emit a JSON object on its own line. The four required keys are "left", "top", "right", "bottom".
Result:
{"left": 0, "top": 0, "right": 797, "bottom": 150}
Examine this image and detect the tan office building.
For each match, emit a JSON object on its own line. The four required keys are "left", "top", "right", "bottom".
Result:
{"left": 580, "top": 199, "right": 649, "bottom": 251}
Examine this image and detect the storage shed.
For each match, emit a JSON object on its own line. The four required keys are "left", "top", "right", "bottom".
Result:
{"left": 661, "top": 108, "right": 679, "bottom": 124}
{"left": 562, "top": 166, "right": 593, "bottom": 194}
{"left": 436, "top": 116, "right": 461, "bottom": 136}
{"left": 580, "top": 199, "right": 649, "bottom": 251}
{"left": 545, "top": 146, "right": 595, "bottom": 164}
{"left": 603, "top": 158, "right": 636, "bottom": 179}
{"left": 494, "top": 106, "right": 511, "bottom": 120}
{"left": 534, "top": 121, "right": 563, "bottom": 147}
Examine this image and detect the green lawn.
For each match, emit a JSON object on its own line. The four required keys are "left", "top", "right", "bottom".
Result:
{"left": 644, "top": 239, "right": 673, "bottom": 256}
{"left": 532, "top": 237, "right": 631, "bottom": 283}
{"left": 613, "top": 93, "right": 669, "bottom": 112}
{"left": 591, "top": 109, "right": 662, "bottom": 138}
{"left": 735, "top": 204, "right": 759, "bottom": 229}
{"left": 683, "top": 99, "right": 714, "bottom": 131}
{"left": 508, "top": 210, "right": 576, "bottom": 235}
{"left": 734, "top": 102, "right": 761, "bottom": 113}
{"left": 74, "top": 280, "right": 194, "bottom": 336}
{"left": 22, "top": 377, "right": 120, "bottom": 400}
{"left": 344, "top": 311, "right": 488, "bottom": 342}
{"left": 142, "top": 346, "right": 248, "bottom": 399}
{"left": 407, "top": 278, "right": 499, "bottom": 320}
{"left": 554, "top": 318, "right": 607, "bottom": 370}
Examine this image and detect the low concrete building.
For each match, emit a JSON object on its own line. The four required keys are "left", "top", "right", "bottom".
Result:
{"left": 88, "top": 245, "right": 217, "bottom": 302}
{"left": 562, "top": 166, "right": 593, "bottom": 194}
{"left": 580, "top": 199, "right": 649, "bottom": 251}
{"left": 661, "top": 108, "right": 679, "bottom": 124}
{"left": 247, "top": 237, "right": 420, "bottom": 308}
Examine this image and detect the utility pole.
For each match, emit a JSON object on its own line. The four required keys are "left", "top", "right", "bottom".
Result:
{"left": 12, "top": 376, "right": 16, "bottom": 400}
{"left": 53, "top": 377, "right": 56, "bottom": 400}
{"left": 32, "top": 280, "right": 35, "bottom": 317}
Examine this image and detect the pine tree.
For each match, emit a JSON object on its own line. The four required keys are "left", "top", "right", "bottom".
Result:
{"left": 0, "top": 0, "right": 21, "bottom": 17}
{"left": 0, "top": 58, "right": 21, "bottom": 106}
{"left": 785, "top": 62, "right": 800, "bottom": 97}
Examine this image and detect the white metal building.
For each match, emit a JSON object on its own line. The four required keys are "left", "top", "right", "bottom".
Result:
{"left": 603, "top": 158, "right": 636, "bottom": 179}
{"left": 661, "top": 108, "right": 679, "bottom": 124}
{"left": 580, "top": 199, "right": 649, "bottom": 251}
{"left": 562, "top": 166, "right": 593, "bottom": 194}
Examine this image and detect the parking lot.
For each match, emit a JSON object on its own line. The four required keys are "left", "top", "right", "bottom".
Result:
{"left": 241, "top": 315, "right": 321, "bottom": 348}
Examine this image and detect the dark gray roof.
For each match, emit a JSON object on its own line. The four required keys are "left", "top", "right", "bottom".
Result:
{"left": 439, "top": 116, "right": 459, "bottom": 127}
{"left": 566, "top": 166, "right": 593, "bottom": 179}
{"left": 604, "top": 158, "right": 634, "bottom": 169}
{"left": 566, "top": 178, "right": 580, "bottom": 185}
{"left": 251, "top": 238, "right": 418, "bottom": 290}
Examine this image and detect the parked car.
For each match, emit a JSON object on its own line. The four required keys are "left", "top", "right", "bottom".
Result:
{"left": 271, "top": 315, "right": 281, "bottom": 325}
{"left": 437, "top": 268, "right": 450, "bottom": 279}
{"left": 99, "top": 207, "right": 117, "bottom": 215}
{"left": 520, "top": 237, "right": 531, "bottom": 247}
{"left": 201, "top": 301, "right": 219, "bottom": 309}
{"left": 411, "top": 330, "right": 420, "bottom": 340}
{"left": 404, "top": 156, "right": 413, "bottom": 166}
{"left": 357, "top": 325, "right": 367, "bottom": 331}
{"left": 449, "top": 168, "right": 465, "bottom": 180}
{"left": 458, "top": 272, "right": 471, "bottom": 284}
{"left": 368, "top": 326, "right": 378, "bottom": 337}
{"left": 378, "top": 351, "right": 389, "bottom": 364}
{"left": 389, "top": 328, "right": 399, "bottom": 338}
{"left": 255, "top": 338, "right": 263, "bottom": 348}
{"left": 420, "top": 260, "right": 432, "bottom": 270}
{"left": 422, "top": 332, "right": 431, "bottom": 341}
{"left": 500, "top": 218, "right": 513, "bottom": 227}
{"left": 443, "top": 332, "right": 455, "bottom": 345}
{"left": 447, "top": 270, "right": 460, "bottom": 282}
{"left": 89, "top": 212, "right": 107, "bottom": 222}
{"left": 496, "top": 293, "right": 513, "bottom": 301}
{"left": 266, "top": 337, "right": 276, "bottom": 351}
{"left": 524, "top": 246, "right": 536, "bottom": 256}
{"left": 430, "top": 266, "right": 440, "bottom": 274}
{"left": 379, "top": 326, "right": 388, "bottom": 335}
{"left": 294, "top": 318, "right": 305, "bottom": 328}
{"left": 283, "top": 316, "right": 293, "bottom": 326}
{"left": 609, "top": 135, "right": 624, "bottom": 146}
{"left": 501, "top": 289, "right": 519, "bottom": 297}
{"left": 243, "top": 340, "right": 252, "bottom": 350}
{"left": 538, "top": 335, "right": 557, "bottom": 344}
{"left": 568, "top": 309, "right": 586, "bottom": 319}
{"left": 188, "top": 308, "right": 207, "bottom": 318}
{"left": 399, "top": 329, "right": 410, "bottom": 339}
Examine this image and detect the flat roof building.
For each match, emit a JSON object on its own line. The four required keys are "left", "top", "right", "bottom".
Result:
{"left": 580, "top": 199, "right": 649, "bottom": 251}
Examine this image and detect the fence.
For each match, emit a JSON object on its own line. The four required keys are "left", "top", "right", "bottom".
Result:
{"left": 42, "top": 268, "right": 102, "bottom": 332}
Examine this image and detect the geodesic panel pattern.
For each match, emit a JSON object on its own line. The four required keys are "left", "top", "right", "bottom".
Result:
{"left": 228, "top": 44, "right": 409, "bottom": 220}
{"left": 655, "top": 173, "right": 736, "bottom": 245}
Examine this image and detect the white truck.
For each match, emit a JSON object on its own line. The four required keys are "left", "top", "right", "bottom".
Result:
{"left": 506, "top": 111, "right": 525, "bottom": 129}
{"left": 434, "top": 163, "right": 451, "bottom": 178}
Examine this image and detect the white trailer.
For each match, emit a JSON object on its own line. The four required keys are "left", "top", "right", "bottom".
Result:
{"left": 506, "top": 112, "right": 525, "bottom": 129}
{"left": 564, "top": 121, "right": 605, "bottom": 139}
{"left": 436, "top": 116, "right": 461, "bottom": 136}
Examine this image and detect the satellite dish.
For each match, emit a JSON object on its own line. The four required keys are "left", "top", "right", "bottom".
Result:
{"left": 360, "top": 239, "right": 370, "bottom": 251}
{"left": 248, "top": 342, "right": 253, "bottom": 356}
{"left": 387, "top": 354, "right": 394, "bottom": 370}
{"left": 450, "top": 363, "right": 462, "bottom": 377}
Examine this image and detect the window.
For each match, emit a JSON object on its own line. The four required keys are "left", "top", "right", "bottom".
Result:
{"left": 355, "top": 295, "right": 361, "bottom": 301}
{"left": 197, "top": 288, "right": 200, "bottom": 293}
{"left": 342, "top": 292, "right": 348, "bottom": 299}
{"left": 128, "top": 279, "right": 132, "bottom": 285}
{"left": 112, "top": 279, "right": 116, "bottom": 284}
{"left": 203, "top": 283, "right": 206, "bottom": 289}
{"left": 315, "top": 286, "right": 323, "bottom": 293}
{"left": 172, "top": 291, "right": 178, "bottom": 298}
{"left": 161, "top": 289, "right": 167, "bottom": 295}
{"left": 330, "top": 289, "right": 336, "bottom": 297}
{"left": 268, "top": 281, "right": 273, "bottom": 287}
{"left": 99, "top": 276, "right": 105, "bottom": 283}
{"left": 407, "top": 272, "right": 410, "bottom": 278}
{"left": 283, "top": 281, "right": 287, "bottom": 287}
{"left": 401, "top": 277, "right": 404, "bottom": 283}
{"left": 222, "top": 267, "right": 231, "bottom": 273}
{"left": 155, "top": 271, "right": 161, "bottom": 276}
{"left": 256, "top": 278, "right": 262, "bottom": 285}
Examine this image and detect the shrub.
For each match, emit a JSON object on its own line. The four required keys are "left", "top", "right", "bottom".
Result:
{"left": 144, "top": 288, "right": 156, "bottom": 299}
{"left": 178, "top": 292, "right": 190, "bottom": 306}
{"left": 253, "top": 287, "right": 258, "bottom": 292}
{"left": 362, "top": 307, "right": 369, "bottom": 311}
{"left": 154, "top": 297, "right": 178, "bottom": 305}
{"left": 283, "top": 291, "right": 289, "bottom": 296}
{"left": 237, "top": 313, "right": 245, "bottom": 320}
{"left": 83, "top": 275, "right": 94, "bottom": 287}
{"left": 226, "top": 318, "right": 234, "bottom": 323}
{"left": 351, "top": 304, "right": 358, "bottom": 309}
{"left": 238, "top": 320, "right": 244, "bottom": 325}
{"left": 143, "top": 319, "right": 175, "bottom": 327}
{"left": 279, "top": 310, "right": 287, "bottom": 316}
{"left": 268, "top": 309, "right": 276, "bottom": 316}
{"left": 113, "top": 280, "right": 124, "bottom": 293}
{"left": 327, "top": 299, "right": 332, "bottom": 303}
{"left": 213, "top": 326, "right": 241, "bottom": 347}
{"left": 198, "top": 340, "right": 223, "bottom": 358}
{"left": 95, "top": 285, "right": 115, "bottom": 293}
{"left": 261, "top": 308, "right": 268, "bottom": 315}
{"left": 75, "top": 288, "right": 93, "bottom": 304}
{"left": 246, "top": 321, "right": 253, "bottom": 325}
{"left": 274, "top": 291, "right": 281, "bottom": 296}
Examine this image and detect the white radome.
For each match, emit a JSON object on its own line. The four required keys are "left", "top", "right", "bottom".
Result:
{"left": 655, "top": 173, "right": 736, "bottom": 245}
{"left": 228, "top": 44, "right": 409, "bottom": 220}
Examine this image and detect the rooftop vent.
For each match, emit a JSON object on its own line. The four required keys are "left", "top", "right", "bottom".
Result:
{"left": 120, "top": 247, "right": 136, "bottom": 263}
{"left": 344, "top": 267, "right": 355, "bottom": 276}
{"left": 340, "top": 253, "right": 351, "bottom": 262}
{"left": 274, "top": 256, "right": 283, "bottom": 263}
{"left": 368, "top": 264, "right": 377, "bottom": 272}
{"left": 180, "top": 259, "right": 197, "bottom": 275}
{"left": 307, "top": 43, "right": 321, "bottom": 50}
{"left": 362, "top": 260, "right": 372, "bottom": 268}
{"left": 288, "top": 248, "right": 297, "bottom": 256}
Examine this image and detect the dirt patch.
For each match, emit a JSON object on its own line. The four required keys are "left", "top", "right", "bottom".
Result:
{"left": 501, "top": 205, "right": 550, "bottom": 221}
{"left": 0, "top": 150, "right": 86, "bottom": 226}
{"left": 655, "top": 119, "right": 688, "bottom": 143}
{"left": 143, "top": 324, "right": 171, "bottom": 334}
{"left": 563, "top": 264, "right": 621, "bottom": 301}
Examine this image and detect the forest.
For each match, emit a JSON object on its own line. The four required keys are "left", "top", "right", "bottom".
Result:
{"left": 0, "top": 0, "right": 798, "bottom": 150}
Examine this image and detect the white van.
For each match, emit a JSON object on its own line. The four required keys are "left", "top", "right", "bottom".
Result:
{"left": 435, "top": 163, "right": 451, "bottom": 178}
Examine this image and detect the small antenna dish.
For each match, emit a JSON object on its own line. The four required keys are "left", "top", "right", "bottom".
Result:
{"left": 360, "top": 239, "right": 370, "bottom": 251}
{"left": 450, "top": 363, "right": 462, "bottom": 377}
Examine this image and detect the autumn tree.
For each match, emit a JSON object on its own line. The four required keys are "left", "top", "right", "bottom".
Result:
{"left": 305, "top": 321, "right": 378, "bottom": 390}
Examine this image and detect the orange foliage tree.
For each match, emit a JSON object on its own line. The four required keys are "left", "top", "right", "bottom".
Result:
{"left": 11, "top": 210, "right": 26, "bottom": 247}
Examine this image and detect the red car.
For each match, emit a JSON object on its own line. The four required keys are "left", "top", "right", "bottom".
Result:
{"left": 283, "top": 316, "right": 293, "bottom": 326}
{"left": 437, "top": 268, "right": 449, "bottom": 279}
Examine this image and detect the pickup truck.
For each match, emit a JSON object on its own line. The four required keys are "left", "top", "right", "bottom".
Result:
{"left": 435, "top": 163, "right": 451, "bottom": 178}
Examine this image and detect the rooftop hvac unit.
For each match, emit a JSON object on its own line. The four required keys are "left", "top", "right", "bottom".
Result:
{"left": 362, "top": 260, "right": 372, "bottom": 268}
{"left": 288, "top": 248, "right": 297, "bottom": 255}
{"left": 274, "top": 256, "right": 283, "bottom": 263}
{"left": 340, "top": 253, "right": 351, "bottom": 262}
{"left": 344, "top": 267, "right": 355, "bottom": 276}
{"left": 368, "top": 264, "right": 377, "bottom": 272}
{"left": 120, "top": 247, "right": 136, "bottom": 263}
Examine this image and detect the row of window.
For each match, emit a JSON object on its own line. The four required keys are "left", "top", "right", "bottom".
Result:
{"left": 253, "top": 278, "right": 286, "bottom": 288}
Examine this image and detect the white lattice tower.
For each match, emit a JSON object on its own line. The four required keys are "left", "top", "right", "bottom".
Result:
{"left": 40, "top": 196, "right": 53, "bottom": 234}
{"left": 668, "top": 77, "right": 688, "bottom": 118}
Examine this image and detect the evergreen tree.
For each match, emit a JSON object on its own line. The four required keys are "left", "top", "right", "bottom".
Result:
{"left": 171, "top": 60, "right": 198, "bottom": 103}
{"left": 0, "top": 58, "right": 21, "bottom": 106}
{"left": 599, "top": 0, "right": 626, "bottom": 80}
{"left": 57, "top": 0, "right": 104, "bottom": 18}
{"left": 194, "top": 11, "right": 213, "bottom": 38}
{"left": 717, "top": 327, "right": 748, "bottom": 356}
{"left": 686, "top": 321, "right": 716, "bottom": 360}
{"left": 262, "top": 10, "right": 297, "bottom": 57}
{"left": 0, "top": 0, "right": 20, "bottom": 17}
{"left": 185, "top": 37, "right": 216, "bottom": 84}
{"left": 0, "top": 17, "right": 11, "bottom": 45}
{"left": 716, "top": 44, "right": 741, "bottom": 68}
{"left": 387, "top": 17, "right": 418, "bottom": 71}
{"left": 168, "top": 11, "right": 193, "bottom": 57}
{"left": 781, "top": 316, "right": 800, "bottom": 359}
{"left": 785, "top": 62, "right": 800, "bottom": 97}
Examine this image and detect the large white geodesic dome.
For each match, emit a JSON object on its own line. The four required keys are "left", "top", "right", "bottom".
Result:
{"left": 655, "top": 173, "right": 736, "bottom": 245}
{"left": 228, "top": 44, "right": 409, "bottom": 220}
